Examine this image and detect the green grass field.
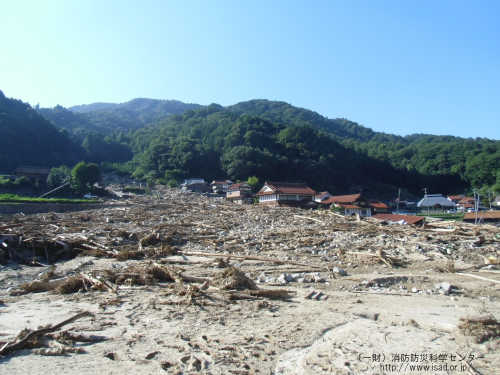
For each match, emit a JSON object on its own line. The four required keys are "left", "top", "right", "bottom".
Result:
{"left": 416, "top": 212, "right": 464, "bottom": 221}
{"left": 0, "top": 194, "right": 100, "bottom": 204}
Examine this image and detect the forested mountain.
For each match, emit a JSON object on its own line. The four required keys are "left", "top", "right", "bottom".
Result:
{"left": 229, "top": 99, "right": 385, "bottom": 142}
{"left": 37, "top": 98, "right": 202, "bottom": 165}
{"left": 69, "top": 102, "right": 119, "bottom": 113}
{"left": 229, "top": 100, "right": 500, "bottom": 192}
{"left": 127, "top": 104, "right": 466, "bottom": 197}
{"left": 38, "top": 105, "right": 108, "bottom": 136}
{"left": 4, "top": 89, "right": 499, "bottom": 196}
{"left": 0, "top": 90, "right": 84, "bottom": 172}
{"left": 40, "top": 98, "right": 201, "bottom": 135}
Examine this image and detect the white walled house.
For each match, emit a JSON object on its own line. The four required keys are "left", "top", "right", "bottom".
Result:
{"left": 210, "top": 179, "right": 233, "bottom": 194}
{"left": 256, "top": 182, "right": 316, "bottom": 208}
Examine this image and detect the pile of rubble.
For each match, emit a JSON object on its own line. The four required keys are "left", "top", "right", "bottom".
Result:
{"left": 0, "top": 186, "right": 498, "bottom": 373}
{"left": 1, "top": 186, "right": 497, "bottom": 269}
{"left": 1, "top": 186, "right": 498, "bottom": 301}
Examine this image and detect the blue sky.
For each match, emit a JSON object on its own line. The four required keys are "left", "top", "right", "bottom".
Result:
{"left": 1, "top": 1, "right": 499, "bottom": 138}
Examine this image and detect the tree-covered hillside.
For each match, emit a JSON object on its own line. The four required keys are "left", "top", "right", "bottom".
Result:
{"left": 43, "top": 98, "right": 201, "bottom": 134}
{"left": 69, "top": 102, "right": 119, "bottom": 113}
{"left": 38, "top": 98, "right": 202, "bottom": 164}
{"left": 229, "top": 99, "right": 385, "bottom": 142}
{"left": 38, "top": 105, "right": 108, "bottom": 136}
{"left": 4, "top": 90, "right": 499, "bottom": 196}
{"left": 127, "top": 105, "right": 466, "bottom": 197}
{"left": 229, "top": 100, "right": 499, "bottom": 192}
{"left": 0, "top": 90, "right": 84, "bottom": 172}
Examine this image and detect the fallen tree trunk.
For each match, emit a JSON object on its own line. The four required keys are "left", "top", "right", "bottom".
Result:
{"left": 179, "top": 251, "right": 326, "bottom": 269}
{"left": 0, "top": 311, "right": 93, "bottom": 356}
{"left": 457, "top": 273, "right": 500, "bottom": 285}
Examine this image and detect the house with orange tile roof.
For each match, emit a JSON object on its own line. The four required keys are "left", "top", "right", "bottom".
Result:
{"left": 373, "top": 213, "right": 424, "bottom": 225}
{"left": 321, "top": 193, "right": 372, "bottom": 217}
{"left": 256, "top": 181, "right": 316, "bottom": 208}
{"left": 226, "top": 182, "right": 253, "bottom": 204}
{"left": 369, "top": 202, "right": 390, "bottom": 214}
{"left": 447, "top": 194, "right": 465, "bottom": 204}
{"left": 456, "top": 196, "right": 475, "bottom": 211}
{"left": 463, "top": 210, "right": 500, "bottom": 224}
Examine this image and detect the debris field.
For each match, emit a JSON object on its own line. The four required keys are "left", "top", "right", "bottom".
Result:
{"left": 0, "top": 187, "right": 499, "bottom": 374}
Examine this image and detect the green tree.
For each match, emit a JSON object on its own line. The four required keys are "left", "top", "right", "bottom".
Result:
{"left": 47, "top": 165, "right": 71, "bottom": 188}
{"left": 71, "top": 162, "right": 101, "bottom": 193}
{"left": 247, "top": 176, "right": 260, "bottom": 191}
{"left": 164, "top": 169, "right": 184, "bottom": 187}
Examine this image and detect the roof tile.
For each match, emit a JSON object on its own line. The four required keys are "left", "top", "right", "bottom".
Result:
{"left": 373, "top": 214, "right": 424, "bottom": 225}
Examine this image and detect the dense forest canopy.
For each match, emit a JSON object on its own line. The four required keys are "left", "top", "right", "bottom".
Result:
{"left": 2, "top": 89, "right": 498, "bottom": 197}
{"left": 228, "top": 100, "right": 500, "bottom": 194}
{"left": 0, "top": 90, "right": 84, "bottom": 172}
{"left": 127, "top": 105, "right": 470, "bottom": 197}
{"left": 37, "top": 98, "right": 202, "bottom": 165}
{"left": 41, "top": 98, "right": 201, "bottom": 134}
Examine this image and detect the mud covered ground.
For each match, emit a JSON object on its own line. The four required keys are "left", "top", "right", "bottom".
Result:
{"left": 0, "top": 188, "right": 499, "bottom": 374}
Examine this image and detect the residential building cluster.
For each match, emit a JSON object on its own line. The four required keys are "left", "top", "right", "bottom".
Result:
{"left": 178, "top": 178, "right": 500, "bottom": 224}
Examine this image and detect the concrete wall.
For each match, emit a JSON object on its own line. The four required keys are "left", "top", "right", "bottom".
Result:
{"left": 0, "top": 202, "right": 104, "bottom": 215}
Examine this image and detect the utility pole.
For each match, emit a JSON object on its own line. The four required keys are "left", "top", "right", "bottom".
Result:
{"left": 473, "top": 190, "right": 480, "bottom": 225}
{"left": 396, "top": 188, "right": 400, "bottom": 213}
{"left": 423, "top": 187, "right": 429, "bottom": 215}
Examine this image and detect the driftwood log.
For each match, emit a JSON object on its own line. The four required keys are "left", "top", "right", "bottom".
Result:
{"left": 0, "top": 311, "right": 93, "bottom": 356}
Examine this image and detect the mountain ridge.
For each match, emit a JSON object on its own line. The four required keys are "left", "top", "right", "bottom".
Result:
{"left": 0, "top": 93, "right": 84, "bottom": 172}
{"left": 40, "top": 98, "right": 202, "bottom": 134}
{"left": 2, "top": 89, "right": 497, "bottom": 193}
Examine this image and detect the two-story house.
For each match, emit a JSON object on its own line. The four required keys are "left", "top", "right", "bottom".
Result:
{"left": 210, "top": 179, "right": 233, "bottom": 194}
{"left": 256, "top": 181, "right": 316, "bottom": 207}
{"left": 226, "top": 182, "right": 253, "bottom": 204}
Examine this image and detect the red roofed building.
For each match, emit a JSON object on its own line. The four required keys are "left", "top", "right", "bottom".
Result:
{"left": 256, "top": 181, "right": 316, "bottom": 207}
{"left": 226, "top": 182, "right": 253, "bottom": 204}
{"left": 373, "top": 214, "right": 425, "bottom": 225}
{"left": 463, "top": 211, "right": 500, "bottom": 223}
{"left": 456, "top": 197, "right": 475, "bottom": 211}
{"left": 320, "top": 193, "right": 372, "bottom": 217}
{"left": 447, "top": 194, "right": 465, "bottom": 204}
{"left": 327, "top": 193, "right": 362, "bottom": 204}
{"left": 370, "top": 202, "right": 390, "bottom": 214}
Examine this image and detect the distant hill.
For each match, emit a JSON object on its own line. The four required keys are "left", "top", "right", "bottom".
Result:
{"left": 229, "top": 99, "right": 384, "bottom": 142}
{"left": 128, "top": 104, "right": 468, "bottom": 197}
{"left": 229, "top": 99, "right": 499, "bottom": 191}
{"left": 69, "top": 102, "right": 118, "bottom": 113}
{"left": 40, "top": 98, "right": 202, "bottom": 135}
{"left": 7, "top": 91, "right": 499, "bottom": 194}
{"left": 38, "top": 105, "right": 107, "bottom": 136}
{"left": 0, "top": 90, "right": 84, "bottom": 172}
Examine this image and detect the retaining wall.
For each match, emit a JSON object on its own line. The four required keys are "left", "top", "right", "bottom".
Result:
{"left": 0, "top": 203, "right": 104, "bottom": 215}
